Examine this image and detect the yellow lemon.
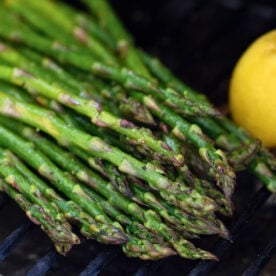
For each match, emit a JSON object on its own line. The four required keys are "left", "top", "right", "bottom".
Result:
{"left": 229, "top": 30, "right": 276, "bottom": 148}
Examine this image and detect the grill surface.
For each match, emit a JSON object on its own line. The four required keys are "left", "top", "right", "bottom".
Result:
{"left": 0, "top": 0, "right": 276, "bottom": 275}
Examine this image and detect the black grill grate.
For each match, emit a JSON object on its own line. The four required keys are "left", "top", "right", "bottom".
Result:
{"left": 243, "top": 235, "right": 276, "bottom": 276}
{"left": 26, "top": 251, "right": 60, "bottom": 276}
{"left": 0, "top": 187, "right": 274, "bottom": 275}
{"left": 188, "top": 186, "right": 272, "bottom": 276}
{"left": 0, "top": 220, "right": 32, "bottom": 262}
{"left": 0, "top": 0, "right": 276, "bottom": 275}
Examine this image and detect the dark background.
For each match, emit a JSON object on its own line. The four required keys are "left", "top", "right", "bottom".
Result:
{"left": 0, "top": 0, "right": 276, "bottom": 275}
{"left": 110, "top": 0, "right": 276, "bottom": 106}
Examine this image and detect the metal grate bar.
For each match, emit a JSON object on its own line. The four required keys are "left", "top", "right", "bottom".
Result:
{"left": 26, "top": 250, "right": 60, "bottom": 276}
{"left": 0, "top": 220, "right": 33, "bottom": 261}
{"left": 80, "top": 247, "right": 119, "bottom": 276}
{"left": 242, "top": 235, "right": 276, "bottom": 276}
{"left": 134, "top": 260, "right": 163, "bottom": 276}
{"left": 188, "top": 186, "right": 271, "bottom": 276}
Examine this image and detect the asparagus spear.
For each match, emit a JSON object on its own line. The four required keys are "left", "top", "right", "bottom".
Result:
{"left": 0, "top": 90, "right": 217, "bottom": 213}
{"left": 130, "top": 91, "right": 236, "bottom": 201}
{"left": 0, "top": 9, "right": 99, "bottom": 70}
{"left": 0, "top": 178, "right": 77, "bottom": 255}
{"left": 0, "top": 61, "right": 235, "bottom": 201}
{"left": 0, "top": 148, "right": 74, "bottom": 228}
{"left": 5, "top": 149, "right": 128, "bottom": 244}
{"left": 0, "top": 80, "right": 33, "bottom": 102}
{"left": 0, "top": 122, "right": 129, "bottom": 239}
{"left": 58, "top": 0, "right": 117, "bottom": 50}
{"left": 139, "top": 50, "right": 276, "bottom": 193}
{"left": 95, "top": 11, "right": 273, "bottom": 186}
{"left": 0, "top": 115, "right": 218, "bottom": 259}
{"left": 5, "top": 0, "right": 117, "bottom": 65}
{"left": 0, "top": 62, "right": 184, "bottom": 167}
{"left": 130, "top": 183, "right": 229, "bottom": 238}
{"left": 0, "top": 42, "right": 94, "bottom": 100}
{"left": 123, "top": 234, "right": 175, "bottom": 260}
{"left": 81, "top": 184, "right": 216, "bottom": 260}
{"left": 82, "top": 0, "right": 151, "bottom": 77}
{"left": 1, "top": 117, "right": 226, "bottom": 235}
{"left": 0, "top": 151, "right": 80, "bottom": 248}
{"left": 0, "top": 9, "right": 218, "bottom": 118}
{"left": 2, "top": 149, "right": 176, "bottom": 259}
{"left": 57, "top": 0, "right": 273, "bottom": 195}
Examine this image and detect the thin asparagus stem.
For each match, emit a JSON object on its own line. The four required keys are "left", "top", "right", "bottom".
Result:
{"left": 1, "top": 149, "right": 176, "bottom": 258}
{"left": 2, "top": 117, "right": 225, "bottom": 235}
{"left": 1, "top": 116, "right": 219, "bottom": 259}
{"left": 0, "top": 9, "right": 219, "bottom": 118}
{"left": 5, "top": 149, "right": 128, "bottom": 244}
{"left": 0, "top": 123, "right": 128, "bottom": 241}
{"left": 0, "top": 178, "right": 78, "bottom": 255}
{"left": 0, "top": 63, "right": 184, "bottom": 167}
{"left": 5, "top": 0, "right": 117, "bottom": 65}
{"left": 140, "top": 50, "right": 276, "bottom": 193}
{"left": 82, "top": 0, "right": 151, "bottom": 77}
{"left": 82, "top": 183, "right": 216, "bottom": 260}
{"left": 0, "top": 89, "right": 218, "bottom": 213}
{"left": 130, "top": 91, "right": 236, "bottom": 201}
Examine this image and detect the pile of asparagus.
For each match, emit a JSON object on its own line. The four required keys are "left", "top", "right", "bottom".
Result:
{"left": 0, "top": 0, "right": 275, "bottom": 260}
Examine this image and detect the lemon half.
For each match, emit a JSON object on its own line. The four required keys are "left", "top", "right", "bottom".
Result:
{"left": 229, "top": 30, "right": 276, "bottom": 148}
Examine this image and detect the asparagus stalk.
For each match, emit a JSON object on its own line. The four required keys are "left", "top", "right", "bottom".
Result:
{"left": 79, "top": 186, "right": 178, "bottom": 258}
{"left": 0, "top": 90, "right": 217, "bottom": 214}
{"left": 130, "top": 91, "right": 236, "bottom": 201}
{"left": 0, "top": 9, "right": 218, "bottom": 118}
{"left": 82, "top": 0, "right": 151, "bottom": 77}
{"left": 123, "top": 233, "right": 175, "bottom": 260}
{"left": 1, "top": 149, "right": 175, "bottom": 259}
{"left": 0, "top": 148, "right": 73, "bottom": 229}
{"left": 0, "top": 123, "right": 128, "bottom": 240}
{"left": 81, "top": 184, "right": 216, "bottom": 260}
{"left": 0, "top": 152, "right": 80, "bottom": 247}
{"left": 0, "top": 116, "right": 219, "bottom": 259}
{"left": 55, "top": 0, "right": 273, "bottom": 195}
{"left": 2, "top": 117, "right": 225, "bottom": 235}
{"left": 5, "top": 0, "right": 117, "bottom": 65}
{"left": 130, "top": 183, "right": 229, "bottom": 238}
{"left": 0, "top": 178, "right": 77, "bottom": 255}
{"left": 0, "top": 80, "right": 33, "bottom": 102}
{"left": 0, "top": 63, "right": 184, "bottom": 167}
{"left": 0, "top": 42, "right": 93, "bottom": 100}
{"left": 0, "top": 59, "right": 235, "bottom": 203}
{"left": 5, "top": 149, "right": 128, "bottom": 244}
{"left": 140, "top": 50, "right": 276, "bottom": 193}
{"left": 58, "top": 0, "right": 117, "bottom": 50}
{"left": 0, "top": 9, "right": 99, "bottom": 70}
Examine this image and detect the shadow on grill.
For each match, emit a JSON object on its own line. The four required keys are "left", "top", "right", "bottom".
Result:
{"left": 0, "top": 0, "right": 275, "bottom": 275}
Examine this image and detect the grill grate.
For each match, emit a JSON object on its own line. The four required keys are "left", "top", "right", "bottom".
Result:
{"left": 80, "top": 247, "right": 120, "bottom": 276}
{"left": 26, "top": 251, "right": 60, "bottom": 276}
{"left": 0, "top": 187, "right": 274, "bottom": 275}
{"left": 243, "top": 235, "right": 276, "bottom": 276}
{"left": 0, "top": 220, "right": 32, "bottom": 262}
{"left": 188, "top": 187, "right": 272, "bottom": 276}
{"left": 0, "top": 0, "right": 276, "bottom": 275}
